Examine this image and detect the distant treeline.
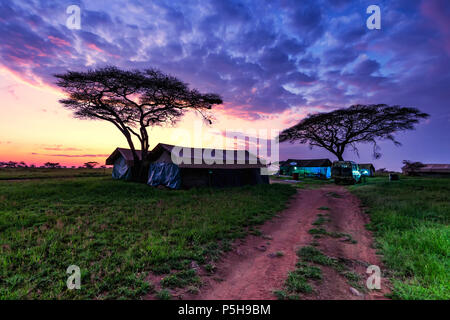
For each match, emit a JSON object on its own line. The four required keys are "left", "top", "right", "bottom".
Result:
{"left": 0, "top": 161, "right": 107, "bottom": 169}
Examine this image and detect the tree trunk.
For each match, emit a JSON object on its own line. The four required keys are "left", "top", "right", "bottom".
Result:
{"left": 129, "top": 160, "right": 149, "bottom": 183}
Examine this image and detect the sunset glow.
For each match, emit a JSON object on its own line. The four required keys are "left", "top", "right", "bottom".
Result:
{"left": 1, "top": 0, "right": 449, "bottom": 170}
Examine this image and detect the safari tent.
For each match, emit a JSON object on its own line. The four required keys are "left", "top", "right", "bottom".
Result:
{"left": 147, "top": 143, "right": 268, "bottom": 189}
{"left": 105, "top": 148, "right": 142, "bottom": 180}
{"left": 402, "top": 163, "right": 450, "bottom": 176}
{"left": 358, "top": 163, "right": 375, "bottom": 176}
{"left": 106, "top": 143, "right": 269, "bottom": 188}
{"left": 279, "top": 159, "right": 332, "bottom": 179}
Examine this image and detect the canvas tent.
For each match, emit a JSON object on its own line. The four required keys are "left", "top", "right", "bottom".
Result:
{"left": 105, "top": 143, "right": 269, "bottom": 188}
{"left": 279, "top": 159, "right": 332, "bottom": 179}
{"left": 402, "top": 163, "right": 450, "bottom": 176}
{"left": 105, "top": 148, "right": 142, "bottom": 180}
{"left": 358, "top": 163, "right": 375, "bottom": 176}
{"left": 147, "top": 143, "right": 269, "bottom": 189}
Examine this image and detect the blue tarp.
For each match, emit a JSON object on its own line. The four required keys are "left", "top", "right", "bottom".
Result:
{"left": 147, "top": 162, "right": 181, "bottom": 189}
{"left": 112, "top": 156, "right": 131, "bottom": 180}
{"left": 301, "top": 166, "right": 331, "bottom": 179}
{"left": 279, "top": 166, "right": 331, "bottom": 178}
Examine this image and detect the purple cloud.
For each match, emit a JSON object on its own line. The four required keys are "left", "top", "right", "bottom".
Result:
{"left": 0, "top": 0, "right": 449, "bottom": 169}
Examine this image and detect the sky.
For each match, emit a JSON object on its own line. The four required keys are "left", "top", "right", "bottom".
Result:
{"left": 0, "top": 0, "right": 449, "bottom": 170}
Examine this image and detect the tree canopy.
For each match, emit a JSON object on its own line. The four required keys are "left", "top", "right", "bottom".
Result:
{"left": 279, "top": 104, "right": 429, "bottom": 160}
{"left": 402, "top": 160, "right": 426, "bottom": 175}
{"left": 55, "top": 66, "right": 223, "bottom": 180}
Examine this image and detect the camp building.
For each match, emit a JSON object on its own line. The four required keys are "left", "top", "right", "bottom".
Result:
{"left": 358, "top": 163, "right": 375, "bottom": 176}
{"left": 279, "top": 159, "right": 332, "bottom": 179}
{"left": 106, "top": 143, "right": 268, "bottom": 188}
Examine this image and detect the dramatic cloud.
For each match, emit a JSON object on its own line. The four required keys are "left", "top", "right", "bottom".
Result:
{"left": 1, "top": 0, "right": 449, "bottom": 168}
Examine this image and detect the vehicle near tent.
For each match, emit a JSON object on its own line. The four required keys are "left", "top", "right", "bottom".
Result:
{"left": 358, "top": 163, "right": 375, "bottom": 177}
{"left": 278, "top": 159, "right": 332, "bottom": 179}
{"left": 106, "top": 143, "right": 269, "bottom": 189}
{"left": 331, "top": 161, "right": 362, "bottom": 184}
{"left": 106, "top": 148, "right": 142, "bottom": 180}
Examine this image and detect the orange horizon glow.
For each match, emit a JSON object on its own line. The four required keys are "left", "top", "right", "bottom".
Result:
{"left": 0, "top": 68, "right": 302, "bottom": 167}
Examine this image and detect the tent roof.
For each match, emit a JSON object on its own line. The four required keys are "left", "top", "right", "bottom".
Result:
{"left": 280, "top": 158, "right": 332, "bottom": 167}
{"left": 403, "top": 164, "right": 450, "bottom": 173}
{"left": 106, "top": 143, "right": 266, "bottom": 168}
{"left": 359, "top": 163, "right": 375, "bottom": 171}
{"left": 150, "top": 143, "right": 266, "bottom": 169}
{"left": 105, "top": 148, "right": 142, "bottom": 166}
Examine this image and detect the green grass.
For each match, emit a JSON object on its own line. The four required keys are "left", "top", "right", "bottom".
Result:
{"left": 0, "top": 168, "right": 112, "bottom": 180}
{"left": 0, "top": 177, "right": 295, "bottom": 299}
{"left": 273, "top": 289, "right": 299, "bottom": 300}
{"left": 294, "top": 261, "right": 322, "bottom": 280}
{"left": 350, "top": 176, "right": 450, "bottom": 300}
{"left": 156, "top": 289, "right": 171, "bottom": 300}
{"left": 275, "top": 246, "right": 332, "bottom": 299}
{"left": 297, "top": 246, "right": 335, "bottom": 266}
{"left": 343, "top": 271, "right": 366, "bottom": 292}
{"left": 297, "top": 246, "right": 348, "bottom": 272}
{"left": 312, "top": 215, "right": 330, "bottom": 226}
{"left": 160, "top": 269, "right": 201, "bottom": 289}
{"left": 285, "top": 271, "right": 313, "bottom": 294}
{"left": 294, "top": 178, "right": 334, "bottom": 189}
{"left": 275, "top": 253, "right": 322, "bottom": 299}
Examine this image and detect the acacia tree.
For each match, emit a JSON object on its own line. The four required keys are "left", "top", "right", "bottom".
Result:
{"left": 55, "top": 66, "right": 222, "bottom": 181}
{"left": 44, "top": 162, "right": 60, "bottom": 168}
{"left": 279, "top": 104, "right": 429, "bottom": 161}
{"left": 83, "top": 161, "right": 98, "bottom": 169}
{"left": 402, "top": 160, "right": 425, "bottom": 176}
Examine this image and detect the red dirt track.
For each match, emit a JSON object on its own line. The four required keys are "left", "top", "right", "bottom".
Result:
{"left": 183, "top": 185, "right": 390, "bottom": 300}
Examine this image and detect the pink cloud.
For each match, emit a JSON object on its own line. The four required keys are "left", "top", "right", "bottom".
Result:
{"left": 87, "top": 43, "right": 104, "bottom": 53}
{"left": 48, "top": 36, "right": 71, "bottom": 48}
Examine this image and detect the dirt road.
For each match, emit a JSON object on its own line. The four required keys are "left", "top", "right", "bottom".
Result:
{"left": 184, "top": 185, "right": 390, "bottom": 300}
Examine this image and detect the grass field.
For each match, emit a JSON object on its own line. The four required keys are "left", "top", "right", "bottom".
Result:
{"left": 270, "top": 176, "right": 334, "bottom": 189}
{"left": 0, "top": 168, "right": 112, "bottom": 180}
{"left": 0, "top": 177, "right": 295, "bottom": 299}
{"left": 350, "top": 177, "right": 450, "bottom": 300}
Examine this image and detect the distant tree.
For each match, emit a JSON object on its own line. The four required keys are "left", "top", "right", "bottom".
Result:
{"left": 17, "top": 161, "right": 28, "bottom": 168}
{"left": 44, "top": 162, "right": 60, "bottom": 169}
{"left": 279, "top": 104, "right": 429, "bottom": 161}
{"left": 55, "top": 66, "right": 222, "bottom": 181}
{"left": 3, "top": 161, "right": 18, "bottom": 168}
{"left": 402, "top": 160, "right": 425, "bottom": 176}
{"left": 83, "top": 161, "right": 98, "bottom": 169}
